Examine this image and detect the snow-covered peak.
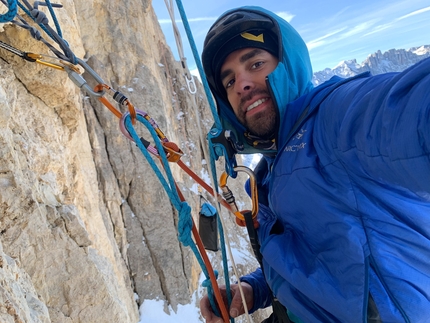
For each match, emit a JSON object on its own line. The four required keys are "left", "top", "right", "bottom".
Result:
{"left": 313, "top": 45, "right": 430, "bottom": 86}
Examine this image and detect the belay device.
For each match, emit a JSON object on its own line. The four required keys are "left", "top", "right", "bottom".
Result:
{"left": 198, "top": 196, "right": 218, "bottom": 252}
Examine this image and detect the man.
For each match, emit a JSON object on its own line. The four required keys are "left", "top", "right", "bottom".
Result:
{"left": 200, "top": 6, "right": 430, "bottom": 323}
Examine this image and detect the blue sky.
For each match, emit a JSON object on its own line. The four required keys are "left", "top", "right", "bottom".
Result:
{"left": 153, "top": 0, "right": 430, "bottom": 73}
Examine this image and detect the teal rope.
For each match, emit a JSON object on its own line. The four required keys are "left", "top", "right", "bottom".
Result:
{"left": 174, "top": 0, "right": 221, "bottom": 130}
{"left": 209, "top": 142, "right": 234, "bottom": 323}
{"left": 44, "top": 0, "right": 62, "bottom": 38}
{"left": 124, "top": 115, "right": 221, "bottom": 313}
{"left": 0, "top": 0, "right": 17, "bottom": 23}
{"left": 202, "top": 270, "right": 221, "bottom": 317}
{"left": 174, "top": 1, "right": 235, "bottom": 319}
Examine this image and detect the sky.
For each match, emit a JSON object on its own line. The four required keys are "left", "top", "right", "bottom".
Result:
{"left": 153, "top": 0, "right": 430, "bottom": 74}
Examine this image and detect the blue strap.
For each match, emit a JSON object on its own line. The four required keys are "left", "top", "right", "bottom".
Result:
{"left": 0, "top": 0, "right": 18, "bottom": 23}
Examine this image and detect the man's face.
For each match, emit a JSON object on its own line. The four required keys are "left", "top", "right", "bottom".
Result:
{"left": 220, "top": 48, "right": 279, "bottom": 139}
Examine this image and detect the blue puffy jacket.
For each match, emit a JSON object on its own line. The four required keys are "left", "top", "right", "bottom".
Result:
{"left": 208, "top": 6, "right": 430, "bottom": 323}
{"left": 241, "top": 59, "right": 430, "bottom": 322}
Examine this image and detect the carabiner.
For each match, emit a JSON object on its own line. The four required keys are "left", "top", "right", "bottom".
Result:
{"left": 93, "top": 83, "right": 136, "bottom": 123}
{"left": 65, "top": 57, "right": 105, "bottom": 98}
{"left": 184, "top": 72, "right": 197, "bottom": 94}
{"left": 180, "top": 58, "right": 197, "bottom": 94}
{"left": 119, "top": 109, "right": 184, "bottom": 162}
{"left": 219, "top": 166, "right": 259, "bottom": 227}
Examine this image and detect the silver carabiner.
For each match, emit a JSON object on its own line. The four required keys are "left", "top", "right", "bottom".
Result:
{"left": 65, "top": 58, "right": 105, "bottom": 98}
{"left": 181, "top": 58, "right": 197, "bottom": 94}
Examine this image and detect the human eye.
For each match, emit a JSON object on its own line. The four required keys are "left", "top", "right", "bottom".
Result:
{"left": 251, "top": 61, "right": 264, "bottom": 69}
{"left": 224, "top": 78, "right": 235, "bottom": 90}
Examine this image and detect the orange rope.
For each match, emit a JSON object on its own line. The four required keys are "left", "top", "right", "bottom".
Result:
{"left": 93, "top": 84, "right": 136, "bottom": 123}
{"left": 177, "top": 160, "right": 233, "bottom": 212}
{"left": 174, "top": 185, "right": 230, "bottom": 322}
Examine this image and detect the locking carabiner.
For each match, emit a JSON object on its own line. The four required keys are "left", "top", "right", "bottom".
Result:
{"left": 219, "top": 166, "right": 259, "bottom": 228}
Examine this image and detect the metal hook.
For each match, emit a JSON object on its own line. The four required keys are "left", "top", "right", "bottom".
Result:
{"left": 219, "top": 166, "right": 259, "bottom": 225}
{"left": 65, "top": 57, "right": 105, "bottom": 98}
{"left": 180, "top": 58, "right": 197, "bottom": 94}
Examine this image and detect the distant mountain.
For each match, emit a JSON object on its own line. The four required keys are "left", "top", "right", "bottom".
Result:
{"left": 313, "top": 45, "right": 430, "bottom": 86}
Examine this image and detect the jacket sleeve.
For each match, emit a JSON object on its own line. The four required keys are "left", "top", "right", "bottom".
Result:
{"left": 240, "top": 267, "right": 273, "bottom": 312}
{"left": 320, "top": 57, "right": 430, "bottom": 195}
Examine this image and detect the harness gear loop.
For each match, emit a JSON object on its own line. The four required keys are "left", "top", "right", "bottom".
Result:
{"left": 219, "top": 166, "right": 259, "bottom": 228}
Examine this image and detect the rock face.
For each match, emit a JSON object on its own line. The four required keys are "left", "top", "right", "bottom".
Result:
{"left": 313, "top": 45, "right": 430, "bottom": 85}
{"left": 0, "top": 0, "right": 245, "bottom": 322}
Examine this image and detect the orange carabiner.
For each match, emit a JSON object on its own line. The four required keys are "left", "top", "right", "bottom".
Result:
{"left": 219, "top": 166, "right": 259, "bottom": 227}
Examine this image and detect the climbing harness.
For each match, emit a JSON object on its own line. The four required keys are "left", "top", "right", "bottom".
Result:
{"left": 1, "top": 1, "right": 263, "bottom": 322}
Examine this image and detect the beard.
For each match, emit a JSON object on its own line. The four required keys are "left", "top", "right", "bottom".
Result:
{"left": 237, "top": 89, "right": 278, "bottom": 139}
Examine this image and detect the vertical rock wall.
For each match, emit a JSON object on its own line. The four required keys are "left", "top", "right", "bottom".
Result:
{"left": 0, "top": 0, "right": 224, "bottom": 322}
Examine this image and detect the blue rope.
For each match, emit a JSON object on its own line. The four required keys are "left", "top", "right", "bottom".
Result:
{"left": 174, "top": 1, "right": 235, "bottom": 319}
{"left": 124, "top": 115, "right": 221, "bottom": 313}
{"left": 209, "top": 145, "right": 234, "bottom": 323}
{"left": 202, "top": 270, "right": 221, "bottom": 317}
{"left": 174, "top": 0, "right": 221, "bottom": 130}
{"left": 44, "top": 0, "right": 62, "bottom": 38}
{"left": 0, "top": 0, "right": 18, "bottom": 23}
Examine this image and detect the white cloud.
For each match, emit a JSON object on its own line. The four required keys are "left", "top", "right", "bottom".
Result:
{"left": 306, "top": 27, "right": 348, "bottom": 50}
{"left": 275, "top": 11, "right": 295, "bottom": 23}
{"left": 398, "top": 5, "right": 430, "bottom": 20}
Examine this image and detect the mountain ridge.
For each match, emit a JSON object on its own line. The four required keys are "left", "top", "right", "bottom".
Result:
{"left": 313, "top": 45, "right": 430, "bottom": 85}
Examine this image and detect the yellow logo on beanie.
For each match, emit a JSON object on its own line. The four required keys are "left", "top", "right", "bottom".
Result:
{"left": 240, "top": 32, "right": 264, "bottom": 43}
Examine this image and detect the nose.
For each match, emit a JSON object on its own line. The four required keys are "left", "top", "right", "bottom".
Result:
{"left": 234, "top": 72, "right": 254, "bottom": 94}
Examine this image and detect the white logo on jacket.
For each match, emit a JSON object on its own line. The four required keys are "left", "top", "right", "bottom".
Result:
{"left": 284, "top": 129, "right": 307, "bottom": 152}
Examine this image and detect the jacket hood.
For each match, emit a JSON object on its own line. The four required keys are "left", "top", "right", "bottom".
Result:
{"left": 203, "top": 6, "right": 314, "bottom": 155}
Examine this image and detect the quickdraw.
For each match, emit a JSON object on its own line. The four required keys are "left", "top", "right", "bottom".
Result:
{"left": 0, "top": 40, "right": 78, "bottom": 71}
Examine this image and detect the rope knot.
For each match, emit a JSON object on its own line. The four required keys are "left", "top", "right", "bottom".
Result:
{"left": 201, "top": 270, "right": 218, "bottom": 288}
{"left": 31, "top": 9, "right": 49, "bottom": 25}
{"left": 29, "top": 26, "right": 42, "bottom": 40}
{"left": 177, "top": 202, "right": 193, "bottom": 246}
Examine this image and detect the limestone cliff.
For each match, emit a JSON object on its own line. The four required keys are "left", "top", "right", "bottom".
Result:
{"left": 0, "top": 1, "right": 260, "bottom": 322}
